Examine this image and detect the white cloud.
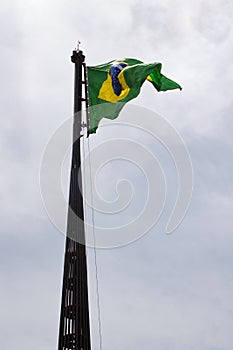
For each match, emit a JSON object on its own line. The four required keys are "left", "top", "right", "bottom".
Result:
{"left": 0, "top": 0, "right": 233, "bottom": 349}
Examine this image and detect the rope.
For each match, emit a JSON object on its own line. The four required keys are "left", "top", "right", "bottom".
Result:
{"left": 87, "top": 136, "right": 103, "bottom": 350}
{"left": 81, "top": 65, "right": 103, "bottom": 350}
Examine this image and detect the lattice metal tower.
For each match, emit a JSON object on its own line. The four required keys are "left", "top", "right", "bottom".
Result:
{"left": 57, "top": 49, "right": 91, "bottom": 350}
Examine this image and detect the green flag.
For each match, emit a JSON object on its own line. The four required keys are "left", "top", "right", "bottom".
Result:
{"left": 87, "top": 58, "right": 182, "bottom": 133}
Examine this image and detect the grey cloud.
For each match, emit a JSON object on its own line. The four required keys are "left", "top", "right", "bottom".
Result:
{"left": 0, "top": 0, "right": 233, "bottom": 349}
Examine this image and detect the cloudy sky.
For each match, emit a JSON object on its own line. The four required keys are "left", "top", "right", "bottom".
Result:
{"left": 1, "top": 0, "right": 233, "bottom": 349}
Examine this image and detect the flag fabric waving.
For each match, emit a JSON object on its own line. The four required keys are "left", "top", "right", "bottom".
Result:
{"left": 87, "top": 58, "right": 182, "bottom": 134}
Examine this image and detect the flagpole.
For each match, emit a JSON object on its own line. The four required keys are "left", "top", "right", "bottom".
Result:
{"left": 57, "top": 48, "right": 91, "bottom": 350}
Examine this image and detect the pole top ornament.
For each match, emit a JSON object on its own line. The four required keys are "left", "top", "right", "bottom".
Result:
{"left": 76, "top": 40, "right": 81, "bottom": 52}
{"left": 71, "top": 41, "right": 85, "bottom": 63}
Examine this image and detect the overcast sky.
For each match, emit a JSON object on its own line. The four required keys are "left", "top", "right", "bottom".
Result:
{"left": 1, "top": 0, "right": 233, "bottom": 349}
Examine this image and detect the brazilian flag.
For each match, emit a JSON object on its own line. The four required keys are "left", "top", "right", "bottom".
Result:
{"left": 87, "top": 58, "right": 182, "bottom": 133}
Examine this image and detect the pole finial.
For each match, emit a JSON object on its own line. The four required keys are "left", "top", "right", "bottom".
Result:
{"left": 76, "top": 40, "right": 81, "bottom": 52}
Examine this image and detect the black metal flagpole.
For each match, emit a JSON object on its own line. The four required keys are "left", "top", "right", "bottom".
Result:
{"left": 57, "top": 48, "right": 91, "bottom": 350}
